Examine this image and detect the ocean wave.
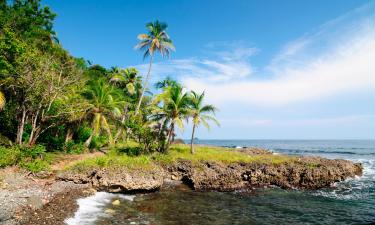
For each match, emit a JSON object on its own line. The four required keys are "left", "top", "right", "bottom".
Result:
{"left": 311, "top": 159, "right": 375, "bottom": 200}
{"left": 65, "top": 192, "right": 135, "bottom": 225}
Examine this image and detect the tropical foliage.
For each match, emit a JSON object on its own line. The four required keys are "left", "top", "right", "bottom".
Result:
{"left": 134, "top": 20, "right": 175, "bottom": 114}
{"left": 0, "top": 0, "right": 219, "bottom": 171}
{"left": 188, "top": 91, "right": 219, "bottom": 154}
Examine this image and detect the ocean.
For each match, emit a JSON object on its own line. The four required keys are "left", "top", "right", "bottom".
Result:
{"left": 65, "top": 140, "right": 375, "bottom": 225}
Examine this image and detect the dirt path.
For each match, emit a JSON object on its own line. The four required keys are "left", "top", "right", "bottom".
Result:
{"left": 50, "top": 152, "right": 104, "bottom": 171}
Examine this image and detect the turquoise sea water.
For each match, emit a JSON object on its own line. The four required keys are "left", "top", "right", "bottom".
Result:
{"left": 66, "top": 140, "right": 375, "bottom": 225}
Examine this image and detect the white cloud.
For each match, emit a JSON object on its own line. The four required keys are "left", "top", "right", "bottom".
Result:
{"left": 136, "top": 43, "right": 256, "bottom": 83}
{"left": 219, "top": 114, "right": 375, "bottom": 128}
{"left": 135, "top": 2, "right": 375, "bottom": 107}
{"left": 183, "top": 32, "right": 375, "bottom": 106}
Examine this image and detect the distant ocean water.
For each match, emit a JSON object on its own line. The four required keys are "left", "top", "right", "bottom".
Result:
{"left": 66, "top": 140, "right": 375, "bottom": 225}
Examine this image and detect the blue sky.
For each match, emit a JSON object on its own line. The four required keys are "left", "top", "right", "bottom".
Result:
{"left": 43, "top": 0, "right": 375, "bottom": 139}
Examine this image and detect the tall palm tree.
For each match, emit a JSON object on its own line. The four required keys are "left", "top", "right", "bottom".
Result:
{"left": 135, "top": 20, "right": 175, "bottom": 115}
{"left": 152, "top": 85, "right": 190, "bottom": 151}
{"left": 82, "top": 79, "right": 125, "bottom": 147}
{"left": 0, "top": 91, "right": 5, "bottom": 110}
{"left": 189, "top": 91, "right": 219, "bottom": 154}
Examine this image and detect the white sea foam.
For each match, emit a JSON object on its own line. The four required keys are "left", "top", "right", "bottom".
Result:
{"left": 312, "top": 158, "right": 375, "bottom": 200}
{"left": 64, "top": 192, "right": 135, "bottom": 225}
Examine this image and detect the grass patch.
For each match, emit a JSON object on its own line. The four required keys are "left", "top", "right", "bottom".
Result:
{"left": 67, "top": 154, "right": 155, "bottom": 173}
{"left": 66, "top": 143, "right": 296, "bottom": 172}
{"left": 20, "top": 159, "right": 50, "bottom": 173}
{"left": 153, "top": 144, "right": 294, "bottom": 165}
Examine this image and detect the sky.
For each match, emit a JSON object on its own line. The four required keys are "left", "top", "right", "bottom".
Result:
{"left": 43, "top": 0, "right": 375, "bottom": 139}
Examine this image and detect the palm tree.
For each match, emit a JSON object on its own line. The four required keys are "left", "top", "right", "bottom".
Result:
{"left": 135, "top": 20, "right": 175, "bottom": 115}
{"left": 109, "top": 67, "right": 141, "bottom": 95}
{"left": 189, "top": 91, "right": 219, "bottom": 154}
{"left": 152, "top": 85, "right": 190, "bottom": 151}
{"left": 155, "top": 76, "right": 178, "bottom": 90}
{"left": 0, "top": 91, "right": 5, "bottom": 110}
{"left": 109, "top": 67, "right": 142, "bottom": 142}
{"left": 82, "top": 79, "right": 125, "bottom": 147}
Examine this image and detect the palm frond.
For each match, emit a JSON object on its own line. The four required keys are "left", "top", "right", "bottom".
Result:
{"left": 200, "top": 104, "right": 218, "bottom": 114}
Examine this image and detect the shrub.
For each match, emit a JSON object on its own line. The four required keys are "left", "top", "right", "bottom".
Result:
{"left": 89, "top": 135, "right": 107, "bottom": 150}
{"left": 0, "top": 144, "right": 52, "bottom": 172}
{"left": 116, "top": 142, "right": 142, "bottom": 156}
{"left": 0, "top": 145, "right": 21, "bottom": 167}
{"left": 64, "top": 141, "right": 85, "bottom": 154}
{"left": 19, "top": 145, "right": 50, "bottom": 172}
{"left": 20, "top": 159, "right": 50, "bottom": 173}
{"left": 21, "top": 144, "right": 46, "bottom": 159}
{"left": 75, "top": 126, "right": 92, "bottom": 143}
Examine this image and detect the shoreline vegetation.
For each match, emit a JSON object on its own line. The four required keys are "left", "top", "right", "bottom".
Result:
{"left": 0, "top": 0, "right": 220, "bottom": 174}
{"left": 0, "top": 1, "right": 365, "bottom": 224}
{"left": 59, "top": 143, "right": 363, "bottom": 192}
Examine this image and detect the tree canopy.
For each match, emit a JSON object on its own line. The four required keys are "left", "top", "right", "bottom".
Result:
{"left": 0, "top": 0, "right": 219, "bottom": 161}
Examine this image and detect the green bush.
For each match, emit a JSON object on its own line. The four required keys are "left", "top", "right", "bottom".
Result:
{"left": 89, "top": 135, "right": 107, "bottom": 150}
{"left": 40, "top": 133, "right": 65, "bottom": 151}
{"left": 18, "top": 145, "right": 50, "bottom": 172}
{"left": 21, "top": 144, "right": 46, "bottom": 159}
{"left": 117, "top": 145, "right": 142, "bottom": 156}
{"left": 76, "top": 126, "right": 92, "bottom": 143}
{"left": 20, "top": 159, "right": 50, "bottom": 173}
{"left": 0, "top": 146, "right": 21, "bottom": 167}
{"left": 64, "top": 141, "right": 85, "bottom": 154}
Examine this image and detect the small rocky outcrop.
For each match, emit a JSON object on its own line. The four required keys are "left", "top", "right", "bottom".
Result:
{"left": 58, "top": 155, "right": 363, "bottom": 193}
{"left": 167, "top": 157, "right": 363, "bottom": 191}
{"left": 58, "top": 167, "right": 164, "bottom": 193}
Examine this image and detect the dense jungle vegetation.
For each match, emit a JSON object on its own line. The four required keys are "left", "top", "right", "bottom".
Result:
{"left": 0, "top": 0, "right": 219, "bottom": 172}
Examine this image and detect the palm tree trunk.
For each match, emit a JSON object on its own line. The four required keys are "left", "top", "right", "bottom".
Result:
{"left": 65, "top": 128, "right": 73, "bottom": 143}
{"left": 190, "top": 124, "right": 196, "bottom": 154}
{"left": 16, "top": 106, "right": 26, "bottom": 145}
{"left": 135, "top": 55, "right": 153, "bottom": 115}
{"left": 165, "top": 123, "right": 174, "bottom": 151}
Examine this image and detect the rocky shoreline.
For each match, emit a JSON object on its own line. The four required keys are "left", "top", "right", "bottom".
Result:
{"left": 58, "top": 155, "right": 363, "bottom": 193}
{"left": 0, "top": 149, "right": 363, "bottom": 225}
{"left": 0, "top": 167, "right": 91, "bottom": 225}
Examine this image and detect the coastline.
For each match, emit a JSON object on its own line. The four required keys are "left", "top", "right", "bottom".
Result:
{"left": 0, "top": 145, "right": 364, "bottom": 224}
